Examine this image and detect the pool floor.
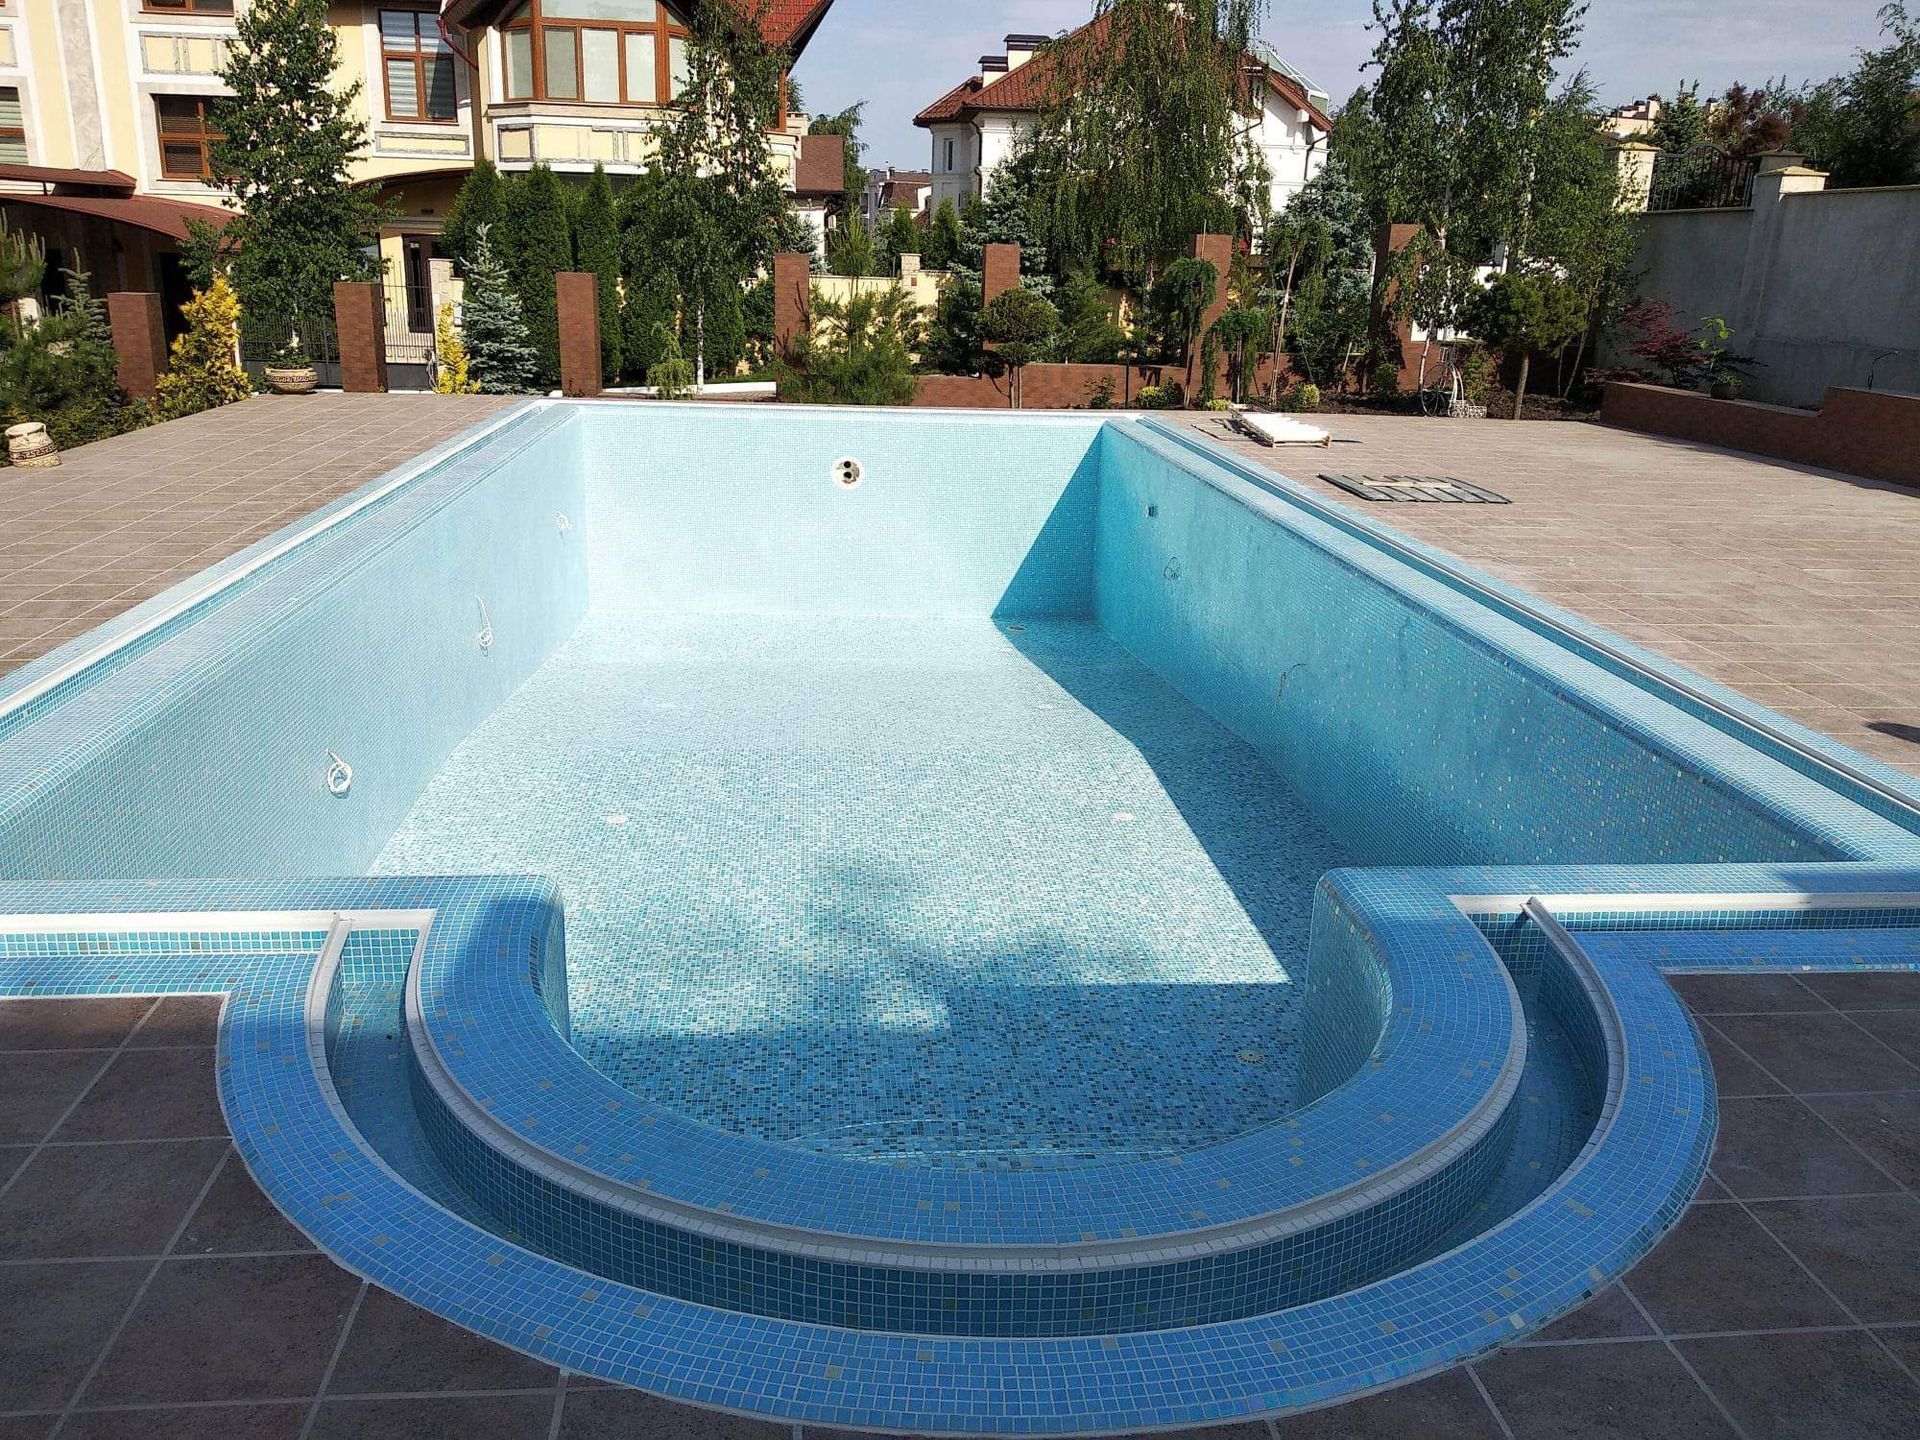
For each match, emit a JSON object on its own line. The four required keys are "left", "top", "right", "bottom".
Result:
{"left": 374, "top": 615, "right": 1350, "bottom": 1169}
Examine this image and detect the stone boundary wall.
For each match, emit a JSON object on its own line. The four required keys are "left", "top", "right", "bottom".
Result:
{"left": 1601, "top": 381, "right": 1920, "bottom": 487}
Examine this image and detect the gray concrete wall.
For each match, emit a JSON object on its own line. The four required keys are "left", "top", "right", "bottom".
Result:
{"left": 1614, "top": 180, "right": 1920, "bottom": 407}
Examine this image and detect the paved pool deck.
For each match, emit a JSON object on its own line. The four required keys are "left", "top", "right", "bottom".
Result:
{"left": 1178, "top": 412, "right": 1920, "bottom": 780}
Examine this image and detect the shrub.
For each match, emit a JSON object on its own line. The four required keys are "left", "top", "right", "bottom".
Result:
{"left": 777, "top": 287, "right": 920, "bottom": 405}
{"left": 0, "top": 270, "right": 150, "bottom": 449}
{"left": 155, "top": 277, "right": 252, "bottom": 420}
{"left": 573, "top": 163, "right": 624, "bottom": 381}
{"left": 979, "top": 286, "right": 1059, "bottom": 408}
{"left": 1292, "top": 382, "right": 1322, "bottom": 412}
{"left": 646, "top": 323, "right": 695, "bottom": 399}
{"left": 1370, "top": 359, "right": 1402, "bottom": 401}
{"left": 1134, "top": 382, "right": 1185, "bottom": 410}
{"left": 1086, "top": 373, "right": 1117, "bottom": 409}
{"left": 432, "top": 301, "right": 478, "bottom": 394}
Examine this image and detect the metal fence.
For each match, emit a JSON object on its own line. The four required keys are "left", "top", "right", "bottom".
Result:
{"left": 1648, "top": 144, "right": 1759, "bottom": 213}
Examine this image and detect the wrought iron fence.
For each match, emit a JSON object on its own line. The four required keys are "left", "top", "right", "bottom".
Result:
{"left": 383, "top": 277, "right": 437, "bottom": 369}
{"left": 1648, "top": 144, "right": 1759, "bottom": 213}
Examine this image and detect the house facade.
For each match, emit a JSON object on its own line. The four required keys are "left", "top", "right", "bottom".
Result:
{"left": 914, "top": 24, "right": 1332, "bottom": 219}
{"left": 0, "top": 1, "right": 839, "bottom": 348}
{"left": 860, "top": 165, "right": 931, "bottom": 228}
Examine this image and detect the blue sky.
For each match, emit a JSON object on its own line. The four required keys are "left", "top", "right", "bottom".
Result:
{"left": 792, "top": 0, "right": 1899, "bottom": 171}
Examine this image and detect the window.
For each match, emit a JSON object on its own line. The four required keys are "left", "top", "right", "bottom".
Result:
{"left": 154, "top": 95, "right": 223, "bottom": 180}
{"left": 944, "top": 139, "right": 954, "bottom": 172}
{"left": 500, "top": 0, "right": 692, "bottom": 105}
{"left": 140, "top": 1, "right": 236, "bottom": 13}
{"left": 381, "top": 9, "right": 457, "bottom": 122}
{"left": 0, "top": 88, "right": 25, "bottom": 166}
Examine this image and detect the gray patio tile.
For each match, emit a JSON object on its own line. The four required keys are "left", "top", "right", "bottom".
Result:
{"left": 0, "top": 998, "right": 154, "bottom": 1052}
{"left": 561, "top": 1389, "right": 787, "bottom": 1440}
{"left": 0, "top": 1052, "right": 112, "bottom": 1143}
{"left": 1707, "top": 1012, "right": 1920, "bottom": 1094}
{"left": 1709, "top": 1096, "right": 1895, "bottom": 1199}
{"left": 1474, "top": 1340, "right": 1737, "bottom": 1438}
{"left": 307, "top": 1396, "right": 557, "bottom": 1439}
{"left": 1751, "top": 1193, "right": 1920, "bottom": 1322}
{"left": 52, "top": 1048, "right": 224, "bottom": 1143}
{"left": 1667, "top": 973, "right": 1826, "bottom": 1016}
{"left": 1623, "top": 1203, "right": 1848, "bottom": 1333}
{"left": 0, "top": 1259, "right": 148, "bottom": 1410}
{"left": 1677, "top": 1330, "right": 1920, "bottom": 1440}
{"left": 174, "top": 1148, "right": 315, "bottom": 1256}
{"left": 1797, "top": 972, "right": 1920, "bottom": 1011}
{"left": 325, "top": 1283, "right": 558, "bottom": 1395}
{"left": 1269, "top": 1367, "right": 1502, "bottom": 1437}
{"left": 0, "top": 1139, "right": 227, "bottom": 1258}
{"left": 59, "top": 1404, "right": 308, "bottom": 1440}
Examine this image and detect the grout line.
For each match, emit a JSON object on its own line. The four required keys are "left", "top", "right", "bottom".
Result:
{"left": 0, "top": 998, "right": 162, "bottom": 1209}
{"left": 1616, "top": 1283, "right": 1755, "bottom": 1440}
{"left": 297, "top": 1280, "right": 370, "bottom": 1440}
{"left": 546, "top": 1369, "right": 570, "bottom": 1440}
{"left": 1463, "top": 1363, "right": 1518, "bottom": 1440}
{"left": 48, "top": 1144, "right": 236, "bottom": 1437}
{"left": 3, "top": 1249, "right": 318, "bottom": 1267}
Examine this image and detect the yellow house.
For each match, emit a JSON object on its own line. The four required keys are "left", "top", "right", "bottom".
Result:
{"left": 0, "top": 1, "right": 840, "bottom": 361}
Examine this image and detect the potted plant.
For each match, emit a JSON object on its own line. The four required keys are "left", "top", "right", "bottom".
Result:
{"left": 264, "top": 335, "right": 317, "bottom": 395}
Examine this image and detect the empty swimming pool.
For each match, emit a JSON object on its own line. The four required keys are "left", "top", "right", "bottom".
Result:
{"left": 5, "top": 401, "right": 1920, "bottom": 1432}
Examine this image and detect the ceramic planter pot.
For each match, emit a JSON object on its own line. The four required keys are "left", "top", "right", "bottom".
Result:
{"left": 266, "top": 365, "right": 319, "bottom": 395}
{"left": 6, "top": 420, "right": 58, "bottom": 468}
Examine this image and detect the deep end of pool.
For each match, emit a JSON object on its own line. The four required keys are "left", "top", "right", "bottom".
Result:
{"left": 4, "top": 401, "right": 1920, "bottom": 1433}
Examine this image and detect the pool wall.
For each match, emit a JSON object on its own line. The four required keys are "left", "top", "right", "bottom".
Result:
{"left": 581, "top": 407, "right": 1105, "bottom": 618}
{"left": 0, "top": 408, "right": 587, "bottom": 881}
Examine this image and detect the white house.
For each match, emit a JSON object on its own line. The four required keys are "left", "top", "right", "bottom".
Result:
{"left": 862, "top": 167, "right": 935, "bottom": 228}
{"left": 914, "top": 24, "right": 1332, "bottom": 217}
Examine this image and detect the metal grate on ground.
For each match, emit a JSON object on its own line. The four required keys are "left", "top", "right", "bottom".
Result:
{"left": 1320, "top": 473, "right": 1512, "bottom": 504}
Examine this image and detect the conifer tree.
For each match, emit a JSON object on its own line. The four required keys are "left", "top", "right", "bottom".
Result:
{"left": 881, "top": 207, "right": 921, "bottom": 272}
{"left": 441, "top": 159, "right": 505, "bottom": 276}
{"left": 211, "top": 0, "right": 384, "bottom": 351}
{"left": 574, "top": 163, "right": 624, "bottom": 380}
{"left": 922, "top": 199, "right": 963, "bottom": 270}
{"left": 497, "top": 165, "right": 572, "bottom": 389}
{"left": 460, "top": 226, "right": 538, "bottom": 395}
{"left": 827, "top": 214, "right": 876, "bottom": 276}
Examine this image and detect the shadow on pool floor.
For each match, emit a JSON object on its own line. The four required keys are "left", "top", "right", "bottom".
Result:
{"left": 0, "top": 977, "right": 1916, "bottom": 1438}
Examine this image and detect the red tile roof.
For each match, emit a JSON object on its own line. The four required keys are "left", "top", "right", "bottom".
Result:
{"left": 0, "top": 164, "right": 137, "bottom": 194}
{"left": 913, "top": 15, "right": 1332, "bottom": 134}
{"left": 442, "top": 1, "right": 837, "bottom": 58}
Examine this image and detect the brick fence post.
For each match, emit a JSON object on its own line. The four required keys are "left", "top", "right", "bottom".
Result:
{"left": 983, "top": 243, "right": 1021, "bottom": 305}
{"left": 1187, "top": 233, "right": 1233, "bottom": 397}
{"left": 333, "top": 281, "right": 388, "bottom": 394}
{"left": 773, "top": 252, "right": 810, "bottom": 363}
{"left": 556, "top": 272, "right": 603, "bottom": 397}
{"left": 106, "top": 292, "right": 168, "bottom": 400}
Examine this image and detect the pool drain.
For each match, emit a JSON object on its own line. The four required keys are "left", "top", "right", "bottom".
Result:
{"left": 1237, "top": 1048, "right": 1266, "bottom": 1066}
{"left": 324, "top": 751, "right": 353, "bottom": 798}
{"left": 832, "top": 457, "right": 864, "bottom": 488}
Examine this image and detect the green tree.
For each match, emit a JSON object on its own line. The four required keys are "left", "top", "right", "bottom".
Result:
{"left": 920, "top": 274, "right": 986, "bottom": 374}
{"left": 970, "top": 138, "right": 1054, "bottom": 295}
{"left": 1650, "top": 84, "right": 1708, "bottom": 153}
{"left": 979, "top": 287, "right": 1060, "bottom": 407}
{"left": 1462, "top": 267, "right": 1586, "bottom": 418}
{"left": 0, "top": 215, "right": 46, "bottom": 335}
{"left": 210, "top": 0, "right": 384, "bottom": 351}
{"left": 459, "top": 225, "right": 538, "bottom": 395}
{"left": 1794, "top": 4, "right": 1920, "bottom": 188}
{"left": 1054, "top": 270, "right": 1130, "bottom": 364}
{"left": 155, "top": 277, "right": 252, "bottom": 420}
{"left": 440, "top": 159, "right": 505, "bottom": 277}
{"left": 1146, "top": 257, "right": 1219, "bottom": 366}
{"left": 1210, "top": 304, "right": 1272, "bottom": 402}
{"left": 827, "top": 214, "right": 877, "bottom": 277}
{"left": 1263, "top": 159, "right": 1371, "bottom": 394}
{"left": 1033, "top": 0, "right": 1269, "bottom": 282}
{"left": 573, "top": 163, "right": 623, "bottom": 381}
{"left": 622, "top": 269, "right": 680, "bottom": 381}
{"left": 922, "top": 198, "right": 963, "bottom": 271}
{"left": 651, "top": 1, "right": 791, "bottom": 383}
{"left": 880, "top": 207, "right": 922, "bottom": 273}
{"left": 1341, "top": 0, "right": 1592, "bottom": 378}
{"left": 497, "top": 165, "right": 572, "bottom": 389}
{"left": 778, "top": 287, "right": 921, "bottom": 405}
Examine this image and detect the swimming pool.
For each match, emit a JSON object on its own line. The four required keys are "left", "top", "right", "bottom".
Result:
{"left": 4, "top": 401, "right": 1920, "bottom": 1430}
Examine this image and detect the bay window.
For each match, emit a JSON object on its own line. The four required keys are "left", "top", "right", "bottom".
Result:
{"left": 500, "top": 0, "right": 692, "bottom": 106}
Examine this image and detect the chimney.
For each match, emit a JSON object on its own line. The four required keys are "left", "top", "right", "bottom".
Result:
{"left": 979, "top": 54, "right": 1009, "bottom": 85}
{"left": 1004, "top": 34, "right": 1047, "bottom": 72}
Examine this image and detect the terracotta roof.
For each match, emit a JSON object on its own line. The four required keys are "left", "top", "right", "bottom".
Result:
{"left": 0, "top": 164, "right": 137, "bottom": 194}
{"left": 0, "top": 192, "right": 233, "bottom": 244}
{"left": 442, "top": 0, "right": 837, "bottom": 58}
{"left": 913, "top": 15, "right": 1332, "bottom": 135}
{"left": 794, "top": 132, "right": 845, "bottom": 196}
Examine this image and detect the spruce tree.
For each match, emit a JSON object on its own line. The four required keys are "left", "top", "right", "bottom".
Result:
{"left": 923, "top": 199, "right": 963, "bottom": 270}
{"left": 827, "top": 214, "right": 876, "bottom": 276}
{"left": 460, "top": 225, "right": 538, "bottom": 395}
{"left": 881, "top": 208, "right": 921, "bottom": 272}
{"left": 574, "top": 163, "right": 623, "bottom": 381}
{"left": 497, "top": 165, "right": 572, "bottom": 389}
{"left": 211, "top": 0, "right": 384, "bottom": 351}
{"left": 441, "top": 159, "right": 504, "bottom": 276}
